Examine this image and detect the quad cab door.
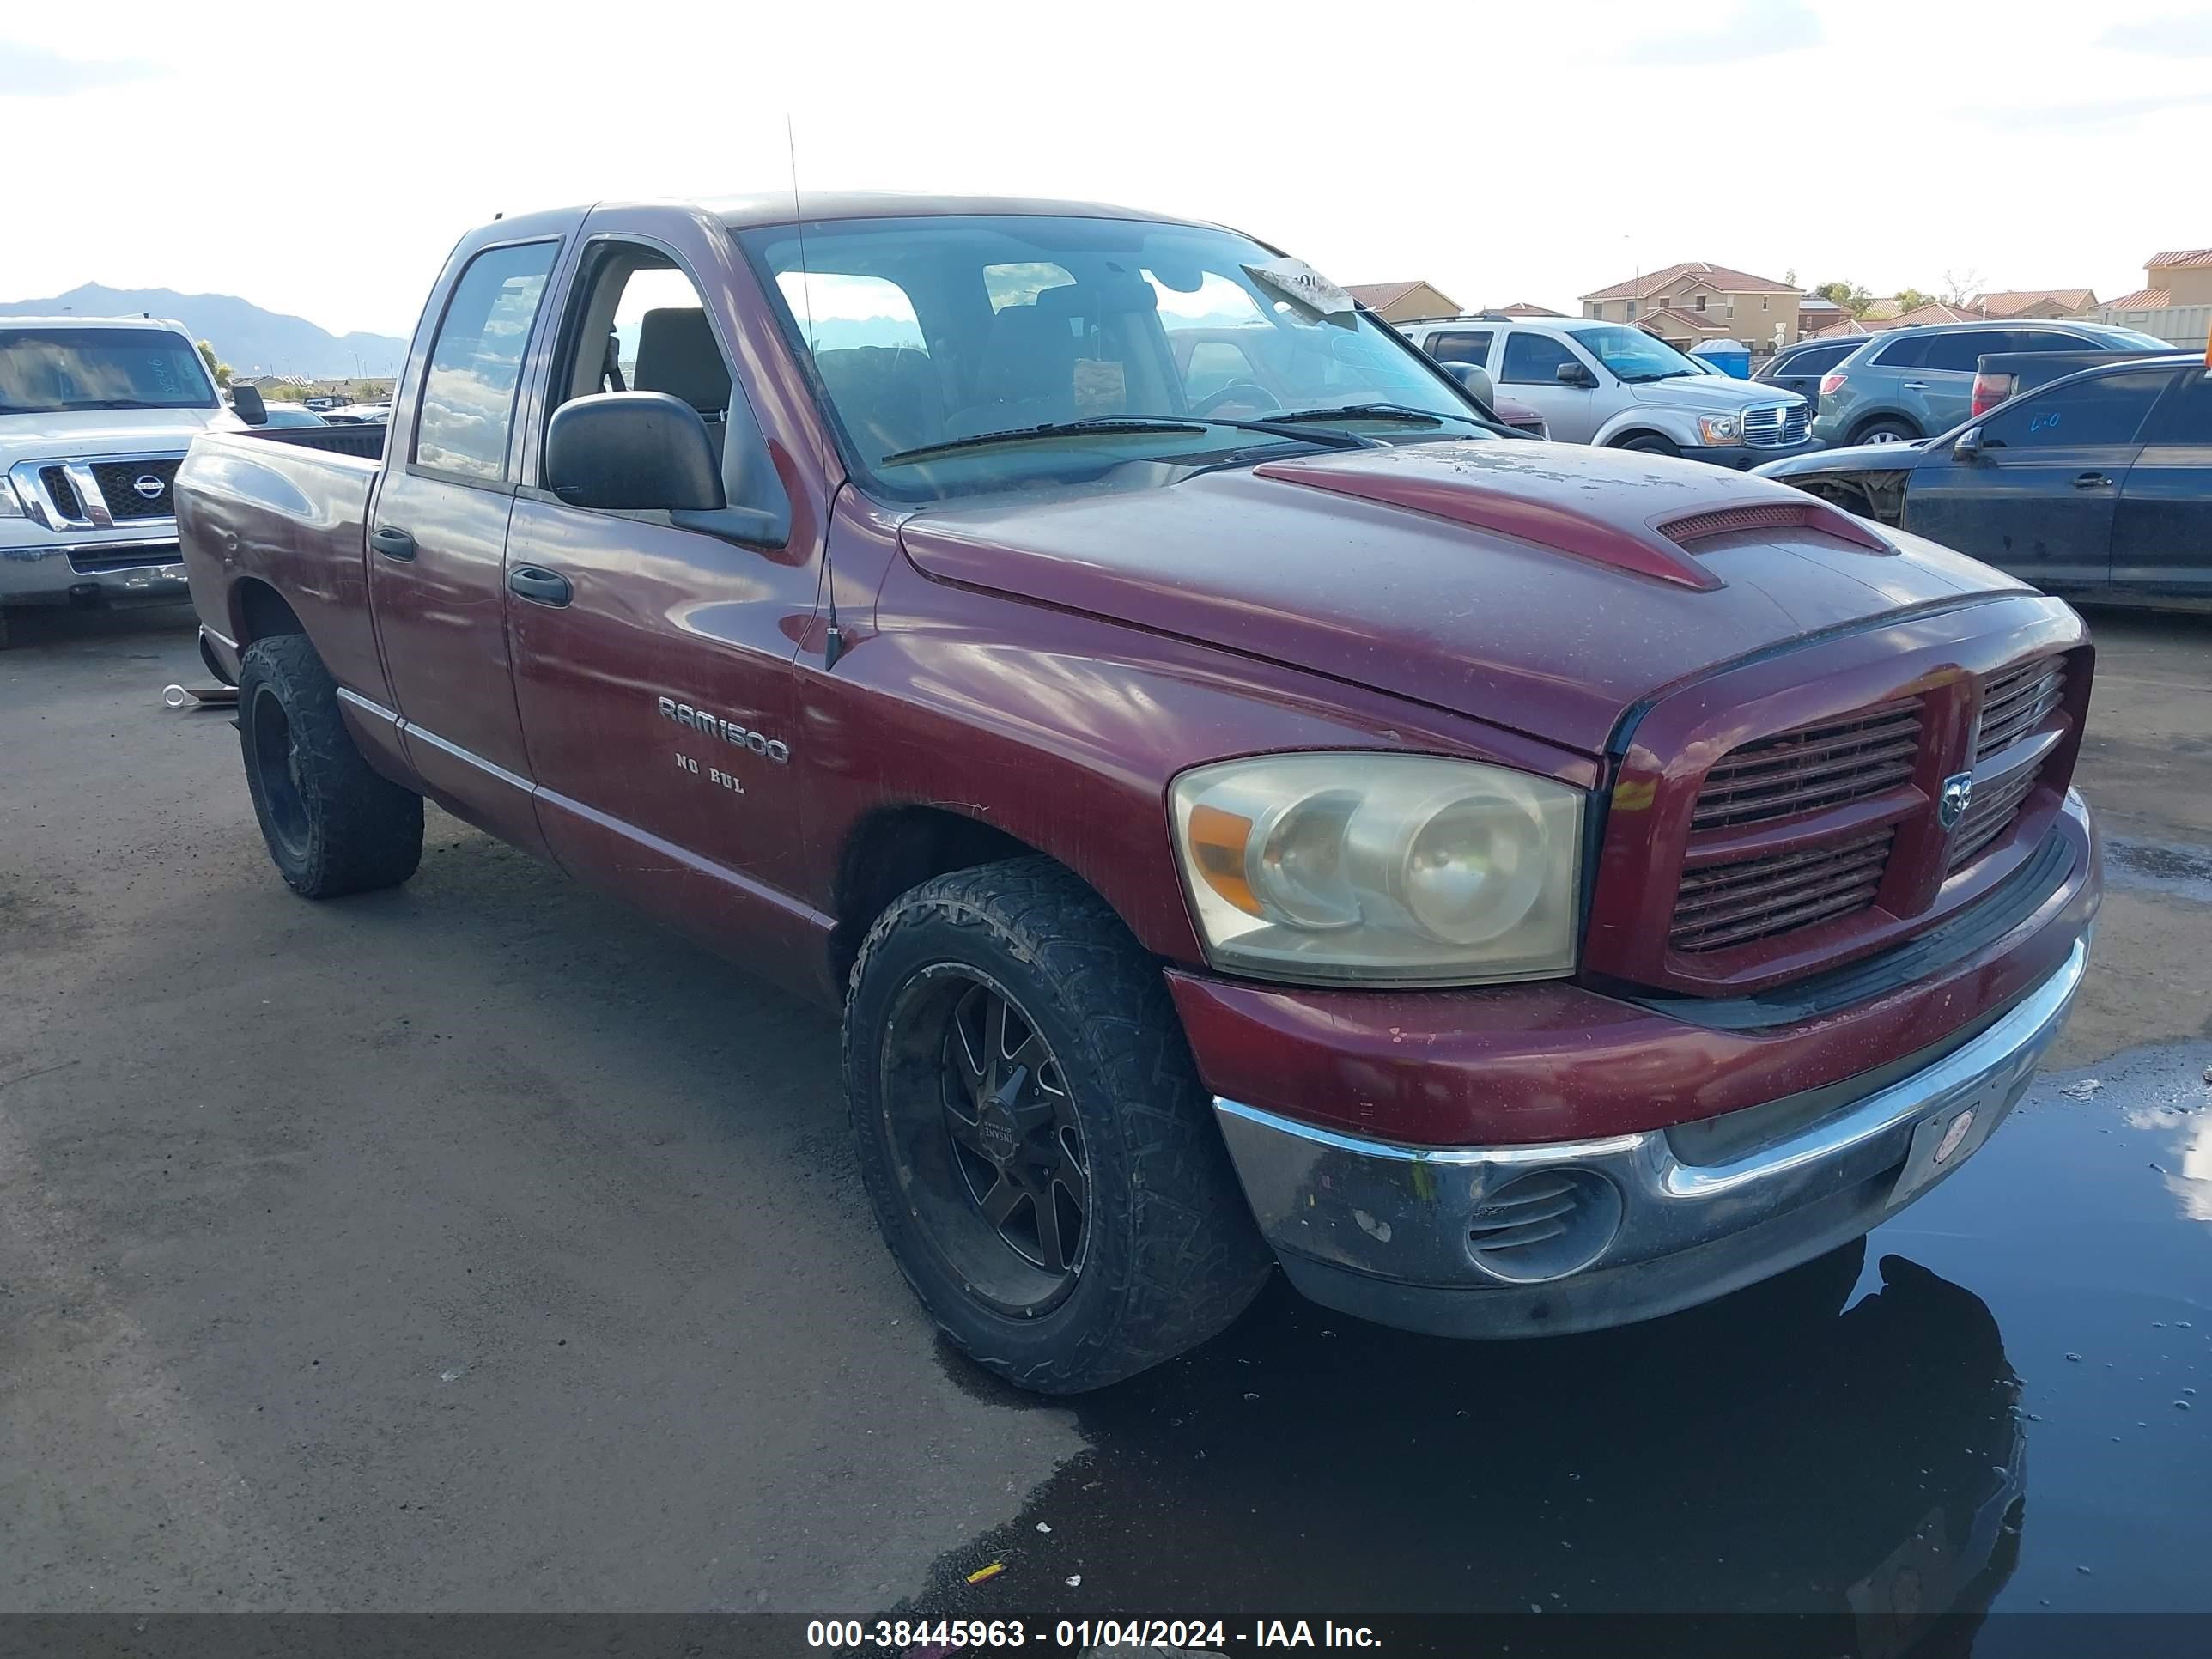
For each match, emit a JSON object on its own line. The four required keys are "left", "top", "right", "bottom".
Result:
{"left": 501, "top": 210, "right": 821, "bottom": 950}
{"left": 365, "top": 229, "right": 569, "bottom": 854}
{"left": 1903, "top": 364, "right": 2175, "bottom": 592}
{"left": 1496, "top": 329, "right": 1602, "bottom": 442}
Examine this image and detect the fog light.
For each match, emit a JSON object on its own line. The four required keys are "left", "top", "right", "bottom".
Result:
{"left": 1467, "top": 1168, "right": 1622, "bottom": 1283}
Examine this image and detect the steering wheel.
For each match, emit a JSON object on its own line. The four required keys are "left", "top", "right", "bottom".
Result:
{"left": 1189, "top": 381, "right": 1284, "bottom": 416}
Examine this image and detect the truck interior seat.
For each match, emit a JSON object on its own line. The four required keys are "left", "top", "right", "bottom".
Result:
{"left": 634, "top": 307, "right": 732, "bottom": 439}
{"left": 813, "top": 345, "right": 946, "bottom": 462}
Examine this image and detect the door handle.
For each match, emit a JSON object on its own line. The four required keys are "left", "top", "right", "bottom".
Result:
{"left": 2071, "top": 472, "right": 2113, "bottom": 489}
{"left": 370, "top": 524, "right": 416, "bottom": 561}
{"left": 507, "top": 565, "right": 573, "bottom": 606}
{"left": 1899, "top": 380, "right": 1929, "bottom": 391}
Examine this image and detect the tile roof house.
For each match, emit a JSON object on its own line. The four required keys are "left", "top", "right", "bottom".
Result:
{"left": 2143, "top": 248, "right": 2212, "bottom": 307}
{"left": 1969, "top": 288, "right": 2098, "bottom": 319}
{"left": 1580, "top": 261, "right": 1808, "bottom": 347}
{"left": 2074, "top": 249, "right": 2212, "bottom": 349}
{"left": 1346, "top": 280, "right": 1463, "bottom": 323}
{"left": 1493, "top": 301, "right": 1565, "bottom": 318}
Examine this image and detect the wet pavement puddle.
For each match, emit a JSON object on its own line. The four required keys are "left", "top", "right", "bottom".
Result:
{"left": 914, "top": 1039, "right": 2210, "bottom": 1626}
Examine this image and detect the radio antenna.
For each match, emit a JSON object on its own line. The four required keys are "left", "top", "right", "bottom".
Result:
{"left": 788, "top": 114, "right": 843, "bottom": 671}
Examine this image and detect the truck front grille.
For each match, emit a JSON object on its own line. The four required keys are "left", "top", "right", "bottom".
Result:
{"left": 1976, "top": 658, "right": 2066, "bottom": 759}
{"left": 1741, "top": 404, "right": 1812, "bottom": 448}
{"left": 1948, "top": 763, "right": 2043, "bottom": 870}
{"left": 1689, "top": 700, "right": 1923, "bottom": 831}
{"left": 38, "top": 465, "right": 84, "bottom": 519}
{"left": 1672, "top": 830, "right": 1894, "bottom": 953}
{"left": 87, "top": 459, "right": 180, "bottom": 521}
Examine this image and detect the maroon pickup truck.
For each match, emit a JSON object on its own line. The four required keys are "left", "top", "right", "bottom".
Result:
{"left": 176, "top": 194, "right": 2099, "bottom": 1393}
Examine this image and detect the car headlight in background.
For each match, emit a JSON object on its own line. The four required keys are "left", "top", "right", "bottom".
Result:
{"left": 1697, "top": 414, "right": 1741, "bottom": 445}
{"left": 1170, "top": 754, "right": 1583, "bottom": 985}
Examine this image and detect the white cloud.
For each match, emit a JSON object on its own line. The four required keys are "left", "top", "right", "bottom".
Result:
{"left": 2100, "top": 12, "right": 2212, "bottom": 53}
{"left": 1618, "top": 0, "right": 1820, "bottom": 64}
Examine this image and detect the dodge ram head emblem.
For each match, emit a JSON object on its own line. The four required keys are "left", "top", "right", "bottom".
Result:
{"left": 132, "top": 474, "right": 166, "bottom": 501}
{"left": 1938, "top": 772, "right": 1974, "bottom": 830}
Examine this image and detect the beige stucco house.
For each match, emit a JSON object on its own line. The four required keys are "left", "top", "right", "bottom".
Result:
{"left": 1579, "top": 262, "right": 1804, "bottom": 349}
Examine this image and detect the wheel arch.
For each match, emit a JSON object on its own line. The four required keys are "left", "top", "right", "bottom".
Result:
{"left": 229, "top": 576, "right": 307, "bottom": 648}
{"left": 830, "top": 804, "right": 1083, "bottom": 990}
{"left": 1595, "top": 410, "right": 1694, "bottom": 448}
{"left": 1847, "top": 409, "right": 1924, "bottom": 444}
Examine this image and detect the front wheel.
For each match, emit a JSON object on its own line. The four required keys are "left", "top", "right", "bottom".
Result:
{"left": 844, "top": 858, "right": 1272, "bottom": 1393}
{"left": 238, "top": 634, "right": 423, "bottom": 898}
{"left": 1616, "top": 433, "right": 1680, "bottom": 457}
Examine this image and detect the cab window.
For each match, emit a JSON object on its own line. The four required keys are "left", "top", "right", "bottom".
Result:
{"left": 415, "top": 240, "right": 558, "bottom": 482}
{"left": 1426, "top": 329, "right": 1494, "bottom": 367}
{"left": 1501, "top": 331, "right": 1578, "bottom": 385}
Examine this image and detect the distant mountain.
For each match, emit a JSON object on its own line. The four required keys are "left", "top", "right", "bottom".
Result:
{"left": 0, "top": 283, "right": 410, "bottom": 380}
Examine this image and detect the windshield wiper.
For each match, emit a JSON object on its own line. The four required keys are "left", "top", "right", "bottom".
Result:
{"left": 881, "top": 415, "right": 1373, "bottom": 468}
{"left": 1261, "top": 402, "right": 1486, "bottom": 429}
{"left": 883, "top": 418, "right": 1212, "bottom": 467}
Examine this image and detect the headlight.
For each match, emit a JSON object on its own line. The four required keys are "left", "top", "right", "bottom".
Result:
{"left": 1170, "top": 753, "right": 1583, "bottom": 985}
{"left": 1697, "top": 414, "right": 1741, "bottom": 445}
{"left": 0, "top": 477, "right": 22, "bottom": 519}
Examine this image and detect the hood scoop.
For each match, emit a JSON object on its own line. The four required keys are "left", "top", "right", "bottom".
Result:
{"left": 1253, "top": 446, "right": 1886, "bottom": 592}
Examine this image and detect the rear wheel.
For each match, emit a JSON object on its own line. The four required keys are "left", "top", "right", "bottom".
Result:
{"left": 1853, "top": 416, "right": 1920, "bottom": 446}
{"left": 844, "top": 857, "right": 1272, "bottom": 1392}
{"left": 237, "top": 634, "right": 423, "bottom": 898}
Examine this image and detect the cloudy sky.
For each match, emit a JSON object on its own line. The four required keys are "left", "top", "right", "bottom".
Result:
{"left": 4, "top": 0, "right": 2209, "bottom": 338}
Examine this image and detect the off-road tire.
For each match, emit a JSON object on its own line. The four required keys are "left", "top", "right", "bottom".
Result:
{"left": 237, "top": 634, "right": 422, "bottom": 898}
{"left": 845, "top": 857, "right": 1273, "bottom": 1392}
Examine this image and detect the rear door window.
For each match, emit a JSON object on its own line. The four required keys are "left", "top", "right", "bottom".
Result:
{"left": 1978, "top": 367, "right": 2173, "bottom": 450}
{"left": 2142, "top": 368, "right": 2212, "bottom": 445}
{"left": 1501, "top": 331, "right": 1579, "bottom": 384}
{"left": 1426, "top": 329, "right": 1495, "bottom": 367}
{"left": 1923, "top": 332, "right": 2014, "bottom": 374}
{"left": 415, "top": 240, "right": 559, "bottom": 482}
{"left": 1872, "top": 334, "right": 1932, "bottom": 368}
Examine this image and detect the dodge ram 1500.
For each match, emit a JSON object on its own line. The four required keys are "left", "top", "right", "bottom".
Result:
{"left": 177, "top": 193, "right": 2100, "bottom": 1391}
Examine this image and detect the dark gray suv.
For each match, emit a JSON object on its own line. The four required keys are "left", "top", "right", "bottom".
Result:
{"left": 1811, "top": 319, "right": 2171, "bottom": 447}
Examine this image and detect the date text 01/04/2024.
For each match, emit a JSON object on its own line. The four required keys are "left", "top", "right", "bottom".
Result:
{"left": 805, "top": 1618, "right": 1382, "bottom": 1649}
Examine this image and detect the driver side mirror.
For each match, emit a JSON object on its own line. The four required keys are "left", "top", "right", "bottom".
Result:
{"left": 1556, "top": 361, "right": 1597, "bottom": 388}
{"left": 1954, "top": 425, "right": 1984, "bottom": 460}
{"left": 1443, "top": 362, "right": 1498, "bottom": 407}
{"left": 545, "top": 391, "right": 782, "bottom": 544}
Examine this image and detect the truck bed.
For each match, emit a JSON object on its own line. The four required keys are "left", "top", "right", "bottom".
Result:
{"left": 176, "top": 427, "right": 391, "bottom": 706}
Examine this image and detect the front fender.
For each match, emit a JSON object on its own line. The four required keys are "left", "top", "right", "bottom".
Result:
{"left": 1593, "top": 408, "right": 1705, "bottom": 449}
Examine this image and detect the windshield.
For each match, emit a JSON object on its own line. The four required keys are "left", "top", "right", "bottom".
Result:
{"left": 0, "top": 326, "right": 218, "bottom": 413}
{"left": 736, "top": 215, "right": 1483, "bottom": 501}
{"left": 1571, "top": 325, "right": 1705, "bottom": 383}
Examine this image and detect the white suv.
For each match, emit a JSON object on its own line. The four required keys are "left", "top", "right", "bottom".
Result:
{"left": 1396, "top": 316, "right": 1816, "bottom": 468}
{"left": 0, "top": 317, "right": 238, "bottom": 646}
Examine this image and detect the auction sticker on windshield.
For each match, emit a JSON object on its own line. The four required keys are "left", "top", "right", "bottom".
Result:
{"left": 1243, "top": 257, "right": 1356, "bottom": 327}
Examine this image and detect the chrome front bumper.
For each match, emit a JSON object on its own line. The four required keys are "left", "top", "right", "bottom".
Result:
{"left": 1215, "top": 935, "right": 2088, "bottom": 1338}
{"left": 0, "top": 536, "right": 190, "bottom": 604}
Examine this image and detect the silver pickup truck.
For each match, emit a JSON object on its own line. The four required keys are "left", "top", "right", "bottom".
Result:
{"left": 1398, "top": 315, "right": 1816, "bottom": 467}
{"left": 0, "top": 317, "right": 236, "bottom": 647}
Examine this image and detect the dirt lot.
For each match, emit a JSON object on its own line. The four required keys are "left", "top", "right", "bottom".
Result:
{"left": 2, "top": 601, "right": 2206, "bottom": 1619}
